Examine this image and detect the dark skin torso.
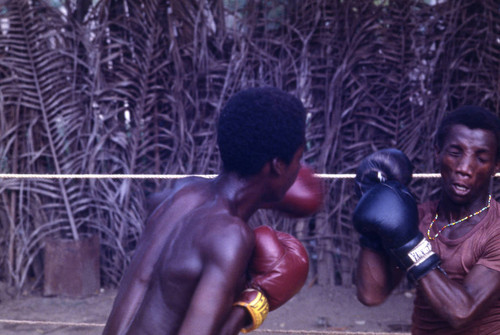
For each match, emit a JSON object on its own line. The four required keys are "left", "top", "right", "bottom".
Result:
{"left": 103, "top": 144, "right": 304, "bottom": 335}
{"left": 356, "top": 125, "right": 500, "bottom": 329}
{"left": 103, "top": 177, "right": 255, "bottom": 335}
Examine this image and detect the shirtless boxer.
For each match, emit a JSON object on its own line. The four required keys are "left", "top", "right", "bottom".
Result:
{"left": 103, "top": 87, "right": 322, "bottom": 335}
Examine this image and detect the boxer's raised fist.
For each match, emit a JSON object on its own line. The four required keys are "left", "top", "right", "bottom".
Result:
{"left": 353, "top": 181, "right": 440, "bottom": 281}
{"left": 264, "top": 166, "right": 323, "bottom": 217}
{"left": 248, "top": 225, "right": 309, "bottom": 310}
{"left": 234, "top": 226, "right": 309, "bottom": 332}
{"left": 355, "top": 148, "right": 413, "bottom": 198}
{"left": 354, "top": 148, "right": 413, "bottom": 251}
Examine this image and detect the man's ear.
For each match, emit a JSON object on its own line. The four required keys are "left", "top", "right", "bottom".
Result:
{"left": 494, "top": 158, "right": 500, "bottom": 175}
{"left": 270, "top": 157, "right": 286, "bottom": 176}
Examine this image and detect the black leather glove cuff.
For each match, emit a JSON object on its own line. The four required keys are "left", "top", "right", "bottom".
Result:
{"left": 406, "top": 253, "right": 441, "bottom": 282}
{"left": 389, "top": 236, "right": 441, "bottom": 282}
{"left": 359, "top": 234, "right": 384, "bottom": 251}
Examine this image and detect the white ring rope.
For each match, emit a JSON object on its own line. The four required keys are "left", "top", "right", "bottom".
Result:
{"left": 0, "top": 319, "right": 103, "bottom": 327}
{"left": 0, "top": 173, "right": 218, "bottom": 179}
{"left": 0, "top": 318, "right": 409, "bottom": 334}
{"left": 0, "top": 173, "right": 449, "bottom": 179}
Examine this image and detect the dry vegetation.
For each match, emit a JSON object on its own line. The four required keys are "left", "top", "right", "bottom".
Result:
{"left": 0, "top": 0, "right": 499, "bottom": 293}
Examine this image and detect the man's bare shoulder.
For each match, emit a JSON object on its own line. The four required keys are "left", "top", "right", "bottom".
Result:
{"left": 146, "top": 178, "right": 212, "bottom": 225}
{"left": 146, "top": 176, "right": 211, "bottom": 216}
{"left": 196, "top": 212, "right": 255, "bottom": 264}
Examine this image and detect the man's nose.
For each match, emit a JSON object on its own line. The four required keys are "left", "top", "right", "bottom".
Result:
{"left": 456, "top": 155, "right": 474, "bottom": 176}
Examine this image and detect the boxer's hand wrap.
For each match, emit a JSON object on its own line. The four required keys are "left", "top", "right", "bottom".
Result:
{"left": 233, "top": 288, "right": 269, "bottom": 333}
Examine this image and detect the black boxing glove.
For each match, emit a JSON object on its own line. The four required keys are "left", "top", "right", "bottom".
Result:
{"left": 353, "top": 181, "right": 440, "bottom": 282}
{"left": 355, "top": 148, "right": 413, "bottom": 198}
{"left": 354, "top": 148, "right": 413, "bottom": 250}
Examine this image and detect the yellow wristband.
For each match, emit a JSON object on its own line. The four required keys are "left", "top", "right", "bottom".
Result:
{"left": 233, "top": 288, "right": 269, "bottom": 333}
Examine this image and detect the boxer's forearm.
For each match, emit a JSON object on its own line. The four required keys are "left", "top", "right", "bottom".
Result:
{"left": 220, "top": 306, "right": 251, "bottom": 335}
{"left": 356, "top": 247, "right": 403, "bottom": 306}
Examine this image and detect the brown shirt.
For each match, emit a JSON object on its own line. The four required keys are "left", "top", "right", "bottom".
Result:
{"left": 412, "top": 199, "right": 500, "bottom": 334}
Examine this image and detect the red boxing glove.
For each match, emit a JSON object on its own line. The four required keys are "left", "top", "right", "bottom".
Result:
{"left": 249, "top": 225, "right": 309, "bottom": 310}
{"left": 264, "top": 166, "right": 324, "bottom": 217}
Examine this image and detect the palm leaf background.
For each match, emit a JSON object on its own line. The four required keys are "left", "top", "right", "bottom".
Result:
{"left": 0, "top": 0, "right": 499, "bottom": 291}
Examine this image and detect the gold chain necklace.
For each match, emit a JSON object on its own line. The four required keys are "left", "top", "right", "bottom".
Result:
{"left": 427, "top": 194, "right": 492, "bottom": 240}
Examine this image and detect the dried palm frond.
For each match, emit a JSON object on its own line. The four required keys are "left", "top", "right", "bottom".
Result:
{"left": 1, "top": 0, "right": 499, "bottom": 289}
{"left": 0, "top": 0, "right": 94, "bottom": 289}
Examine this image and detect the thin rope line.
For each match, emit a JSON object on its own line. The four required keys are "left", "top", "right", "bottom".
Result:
{"left": 0, "top": 319, "right": 409, "bottom": 334}
{"left": 0, "top": 319, "right": 103, "bottom": 327}
{"left": 0, "top": 173, "right": 454, "bottom": 179}
{"left": 253, "top": 330, "right": 409, "bottom": 335}
{"left": 0, "top": 173, "right": 217, "bottom": 179}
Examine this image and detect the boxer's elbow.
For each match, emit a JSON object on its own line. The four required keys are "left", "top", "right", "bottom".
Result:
{"left": 446, "top": 309, "right": 474, "bottom": 329}
{"left": 356, "top": 289, "right": 387, "bottom": 306}
{"left": 355, "top": 277, "right": 389, "bottom": 306}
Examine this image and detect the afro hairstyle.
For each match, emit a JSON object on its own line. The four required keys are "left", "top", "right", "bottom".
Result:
{"left": 217, "top": 87, "right": 306, "bottom": 176}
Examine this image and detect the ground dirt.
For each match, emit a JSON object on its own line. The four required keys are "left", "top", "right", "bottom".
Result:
{"left": 0, "top": 284, "right": 414, "bottom": 335}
